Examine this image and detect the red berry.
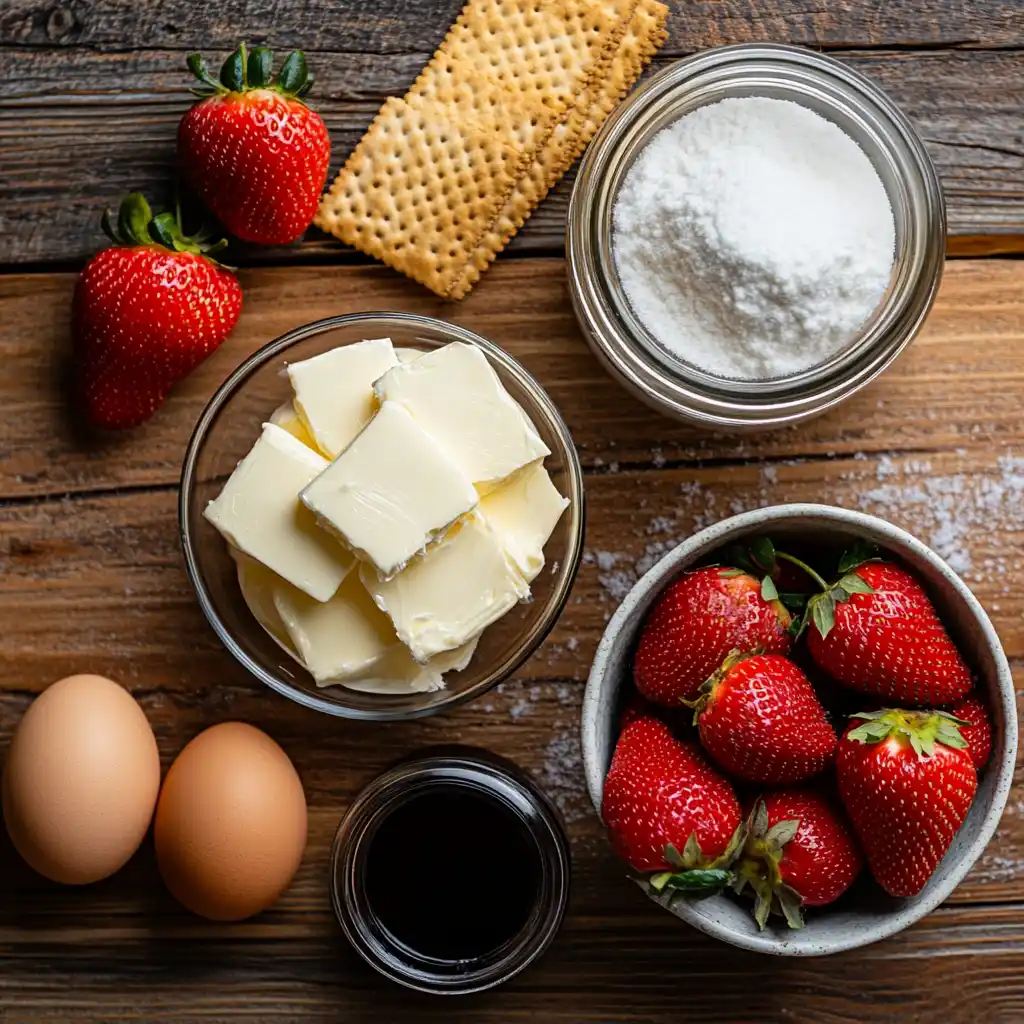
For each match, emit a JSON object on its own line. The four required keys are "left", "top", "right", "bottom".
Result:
{"left": 602, "top": 714, "right": 742, "bottom": 873}
{"left": 735, "top": 790, "right": 862, "bottom": 928}
{"left": 837, "top": 708, "right": 977, "bottom": 897}
{"left": 691, "top": 652, "right": 836, "bottom": 784}
{"left": 807, "top": 562, "right": 972, "bottom": 705}
{"left": 73, "top": 194, "right": 242, "bottom": 430}
{"left": 178, "top": 45, "right": 331, "bottom": 245}
{"left": 948, "top": 695, "right": 993, "bottom": 770}
{"left": 633, "top": 567, "right": 792, "bottom": 706}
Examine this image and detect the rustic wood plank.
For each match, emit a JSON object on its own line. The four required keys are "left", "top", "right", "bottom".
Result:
{"left": 2, "top": 259, "right": 1023, "bottom": 500}
{"left": 3, "top": 898, "right": 1024, "bottom": 1021}
{"left": 3, "top": 0, "right": 1022, "bottom": 53}
{"left": 2, "top": 33, "right": 1023, "bottom": 264}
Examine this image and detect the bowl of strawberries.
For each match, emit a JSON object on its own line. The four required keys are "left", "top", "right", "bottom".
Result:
{"left": 581, "top": 503, "right": 1016, "bottom": 955}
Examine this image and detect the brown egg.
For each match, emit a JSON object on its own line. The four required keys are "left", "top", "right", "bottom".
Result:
{"left": 2, "top": 674, "right": 161, "bottom": 884}
{"left": 154, "top": 722, "right": 307, "bottom": 921}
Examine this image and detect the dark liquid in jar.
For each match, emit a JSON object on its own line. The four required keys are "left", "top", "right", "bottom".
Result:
{"left": 364, "top": 786, "right": 541, "bottom": 962}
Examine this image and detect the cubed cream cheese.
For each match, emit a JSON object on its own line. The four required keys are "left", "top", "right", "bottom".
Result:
{"left": 231, "top": 548, "right": 303, "bottom": 663}
{"left": 372, "top": 342, "right": 550, "bottom": 493}
{"left": 204, "top": 423, "right": 354, "bottom": 602}
{"left": 273, "top": 571, "right": 400, "bottom": 684}
{"left": 480, "top": 461, "right": 569, "bottom": 582}
{"left": 287, "top": 337, "right": 398, "bottom": 458}
{"left": 269, "top": 401, "right": 321, "bottom": 453}
{"left": 300, "top": 400, "right": 478, "bottom": 579}
{"left": 339, "top": 636, "right": 479, "bottom": 695}
{"left": 362, "top": 510, "right": 530, "bottom": 662}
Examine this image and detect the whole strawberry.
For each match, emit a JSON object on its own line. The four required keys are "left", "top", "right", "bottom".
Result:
{"left": 948, "top": 695, "right": 993, "bottom": 770}
{"left": 633, "top": 567, "right": 792, "bottom": 706}
{"left": 73, "top": 193, "right": 242, "bottom": 429}
{"left": 734, "top": 790, "right": 862, "bottom": 929}
{"left": 804, "top": 559, "right": 972, "bottom": 705}
{"left": 179, "top": 44, "right": 330, "bottom": 245}
{"left": 602, "top": 714, "right": 743, "bottom": 879}
{"left": 837, "top": 708, "right": 977, "bottom": 897}
{"left": 689, "top": 652, "right": 836, "bottom": 784}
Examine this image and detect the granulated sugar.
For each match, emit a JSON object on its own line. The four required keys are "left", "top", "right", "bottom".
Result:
{"left": 613, "top": 97, "right": 895, "bottom": 380}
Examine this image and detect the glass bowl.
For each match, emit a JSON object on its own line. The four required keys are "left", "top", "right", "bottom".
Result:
{"left": 568, "top": 43, "right": 946, "bottom": 431}
{"left": 179, "top": 312, "right": 586, "bottom": 721}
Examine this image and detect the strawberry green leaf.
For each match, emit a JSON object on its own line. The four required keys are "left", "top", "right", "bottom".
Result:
{"left": 186, "top": 52, "right": 223, "bottom": 96}
{"left": 653, "top": 868, "right": 733, "bottom": 899}
{"left": 717, "top": 568, "right": 746, "bottom": 579}
{"left": 663, "top": 843, "right": 684, "bottom": 870}
{"left": 277, "top": 50, "right": 309, "bottom": 95}
{"left": 220, "top": 43, "right": 247, "bottom": 92}
{"left": 117, "top": 192, "right": 154, "bottom": 246}
{"left": 838, "top": 540, "right": 880, "bottom": 574}
{"left": 247, "top": 46, "right": 273, "bottom": 88}
{"left": 761, "top": 575, "right": 780, "bottom": 601}
{"left": 296, "top": 75, "right": 315, "bottom": 99}
{"left": 100, "top": 207, "right": 120, "bottom": 244}
{"left": 149, "top": 213, "right": 178, "bottom": 250}
{"left": 682, "top": 833, "right": 703, "bottom": 870}
{"left": 810, "top": 594, "right": 835, "bottom": 639}
{"left": 777, "top": 884, "right": 805, "bottom": 930}
{"left": 765, "top": 819, "right": 800, "bottom": 850}
{"left": 837, "top": 573, "right": 874, "bottom": 597}
{"left": 721, "top": 544, "right": 758, "bottom": 577}
{"left": 648, "top": 871, "right": 673, "bottom": 892}
{"left": 749, "top": 536, "right": 777, "bottom": 575}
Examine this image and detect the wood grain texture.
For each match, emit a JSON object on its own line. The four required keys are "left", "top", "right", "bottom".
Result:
{"left": 2, "top": 5, "right": 1023, "bottom": 265}
{"left": 3, "top": 259, "right": 1023, "bottom": 499}
{"left": 1, "top": 256, "right": 1024, "bottom": 1019}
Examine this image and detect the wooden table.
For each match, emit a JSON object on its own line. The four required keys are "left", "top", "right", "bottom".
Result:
{"left": 2, "top": 4, "right": 1023, "bottom": 1021}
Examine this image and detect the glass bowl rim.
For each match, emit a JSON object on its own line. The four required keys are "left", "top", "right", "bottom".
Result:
{"left": 178, "top": 311, "right": 587, "bottom": 721}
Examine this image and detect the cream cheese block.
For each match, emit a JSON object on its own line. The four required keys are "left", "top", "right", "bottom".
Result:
{"left": 205, "top": 423, "right": 355, "bottom": 602}
{"left": 301, "top": 400, "right": 478, "bottom": 579}
{"left": 340, "top": 637, "right": 479, "bottom": 695}
{"left": 272, "top": 571, "right": 400, "bottom": 685}
{"left": 287, "top": 337, "right": 397, "bottom": 458}
{"left": 231, "top": 549, "right": 302, "bottom": 663}
{"left": 362, "top": 509, "right": 530, "bottom": 662}
{"left": 480, "top": 461, "right": 569, "bottom": 582}
{"left": 372, "top": 341, "right": 549, "bottom": 493}
{"left": 269, "top": 401, "right": 321, "bottom": 452}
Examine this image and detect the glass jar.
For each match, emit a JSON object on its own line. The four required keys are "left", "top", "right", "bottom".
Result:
{"left": 330, "top": 750, "right": 570, "bottom": 994}
{"left": 567, "top": 43, "right": 946, "bottom": 431}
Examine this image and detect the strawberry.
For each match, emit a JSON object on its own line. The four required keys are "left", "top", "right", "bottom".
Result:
{"left": 602, "top": 714, "right": 743, "bottom": 885}
{"left": 688, "top": 652, "right": 836, "bottom": 783}
{"left": 179, "top": 43, "right": 331, "bottom": 245}
{"left": 836, "top": 708, "right": 977, "bottom": 897}
{"left": 73, "top": 193, "right": 242, "bottom": 429}
{"left": 948, "top": 695, "right": 993, "bottom": 770}
{"left": 633, "top": 566, "right": 792, "bottom": 706}
{"left": 733, "top": 790, "right": 862, "bottom": 929}
{"left": 798, "top": 556, "right": 973, "bottom": 705}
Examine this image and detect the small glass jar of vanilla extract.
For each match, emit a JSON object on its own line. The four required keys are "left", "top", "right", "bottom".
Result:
{"left": 330, "top": 749, "right": 570, "bottom": 994}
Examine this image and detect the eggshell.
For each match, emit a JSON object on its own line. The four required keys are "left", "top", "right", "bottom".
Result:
{"left": 2, "top": 674, "right": 161, "bottom": 885}
{"left": 154, "top": 722, "right": 307, "bottom": 921}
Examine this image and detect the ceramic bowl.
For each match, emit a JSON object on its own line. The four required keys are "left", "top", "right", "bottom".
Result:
{"left": 180, "top": 312, "right": 585, "bottom": 721}
{"left": 581, "top": 504, "right": 1015, "bottom": 955}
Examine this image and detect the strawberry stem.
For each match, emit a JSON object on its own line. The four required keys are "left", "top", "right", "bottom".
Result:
{"left": 775, "top": 551, "right": 829, "bottom": 591}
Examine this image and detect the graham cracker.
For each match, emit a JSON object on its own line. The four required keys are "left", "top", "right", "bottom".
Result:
{"left": 315, "top": 94, "right": 525, "bottom": 297}
{"left": 447, "top": 0, "right": 668, "bottom": 300}
{"left": 316, "top": 0, "right": 666, "bottom": 299}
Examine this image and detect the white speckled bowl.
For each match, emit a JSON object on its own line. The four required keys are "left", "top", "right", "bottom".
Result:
{"left": 581, "top": 504, "right": 1016, "bottom": 956}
